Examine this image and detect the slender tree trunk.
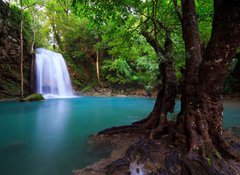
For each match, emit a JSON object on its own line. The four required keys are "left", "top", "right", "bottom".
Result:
{"left": 31, "top": 56, "right": 35, "bottom": 93}
{"left": 30, "top": 12, "right": 36, "bottom": 93}
{"left": 30, "top": 17, "right": 35, "bottom": 54}
{"left": 134, "top": 31, "right": 177, "bottom": 135}
{"left": 150, "top": 31, "right": 178, "bottom": 137}
{"left": 51, "top": 20, "right": 63, "bottom": 51}
{"left": 96, "top": 49, "right": 102, "bottom": 86}
{"left": 99, "top": 29, "right": 177, "bottom": 136}
{"left": 20, "top": 8, "right": 24, "bottom": 101}
{"left": 66, "top": 0, "right": 69, "bottom": 26}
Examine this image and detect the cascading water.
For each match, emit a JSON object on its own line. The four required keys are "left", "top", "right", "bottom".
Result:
{"left": 35, "top": 48, "right": 75, "bottom": 99}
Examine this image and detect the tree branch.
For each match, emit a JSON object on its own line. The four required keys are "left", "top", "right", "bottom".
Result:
{"left": 23, "top": 3, "right": 37, "bottom": 10}
{"left": 127, "top": 18, "right": 149, "bottom": 36}
{"left": 141, "top": 30, "right": 165, "bottom": 55}
{"left": 173, "top": 0, "right": 182, "bottom": 21}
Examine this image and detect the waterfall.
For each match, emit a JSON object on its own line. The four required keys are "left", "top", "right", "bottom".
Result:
{"left": 35, "top": 48, "right": 75, "bottom": 99}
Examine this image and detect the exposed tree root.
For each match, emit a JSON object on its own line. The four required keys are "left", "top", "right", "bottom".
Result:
{"left": 75, "top": 128, "right": 240, "bottom": 175}
{"left": 98, "top": 125, "right": 144, "bottom": 136}
{"left": 212, "top": 132, "right": 240, "bottom": 161}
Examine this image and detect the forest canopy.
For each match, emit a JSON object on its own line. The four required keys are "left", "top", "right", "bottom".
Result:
{"left": 7, "top": 0, "right": 238, "bottom": 96}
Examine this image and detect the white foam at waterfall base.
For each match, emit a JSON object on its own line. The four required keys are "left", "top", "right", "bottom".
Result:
{"left": 35, "top": 48, "right": 75, "bottom": 99}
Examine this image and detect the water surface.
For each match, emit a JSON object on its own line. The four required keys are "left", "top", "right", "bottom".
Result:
{"left": 0, "top": 97, "right": 154, "bottom": 175}
{"left": 0, "top": 97, "right": 239, "bottom": 175}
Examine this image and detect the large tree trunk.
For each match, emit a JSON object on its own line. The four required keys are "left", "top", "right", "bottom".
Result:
{"left": 176, "top": 0, "right": 204, "bottom": 149}
{"left": 197, "top": 0, "right": 240, "bottom": 158}
{"left": 77, "top": 1, "right": 240, "bottom": 174}
{"left": 177, "top": 0, "right": 240, "bottom": 167}
{"left": 178, "top": 0, "right": 240, "bottom": 144}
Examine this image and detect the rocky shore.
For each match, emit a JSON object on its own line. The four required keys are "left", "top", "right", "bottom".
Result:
{"left": 81, "top": 87, "right": 158, "bottom": 98}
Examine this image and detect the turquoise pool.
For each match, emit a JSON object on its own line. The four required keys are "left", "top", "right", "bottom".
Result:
{"left": 0, "top": 97, "right": 239, "bottom": 175}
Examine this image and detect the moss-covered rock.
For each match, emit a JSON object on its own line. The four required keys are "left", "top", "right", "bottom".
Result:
{"left": 23, "top": 93, "right": 44, "bottom": 101}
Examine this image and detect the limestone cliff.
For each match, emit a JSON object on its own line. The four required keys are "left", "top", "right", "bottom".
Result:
{"left": 0, "top": 0, "right": 32, "bottom": 98}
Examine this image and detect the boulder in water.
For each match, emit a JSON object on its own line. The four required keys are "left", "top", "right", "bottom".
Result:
{"left": 23, "top": 93, "right": 45, "bottom": 101}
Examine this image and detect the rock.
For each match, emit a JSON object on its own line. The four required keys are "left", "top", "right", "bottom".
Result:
{"left": 23, "top": 93, "right": 44, "bottom": 101}
{"left": 0, "top": 0, "right": 32, "bottom": 99}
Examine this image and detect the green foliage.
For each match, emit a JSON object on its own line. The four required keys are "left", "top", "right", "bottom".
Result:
{"left": 81, "top": 82, "right": 98, "bottom": 93}
{"left": 215, "top": 151, "right": 222, "bottom": 159}
{"left": 205, "top": 157, "right": 211, "bottom": 166}
{"left": 223, "top": 75, "right": 239, "bottom": 94}
{"left": 134, "top": 56, "right": 158, "bottom": 91}
{"left": 9, "top": 0, "right": 237, "bottom": 95}
{"left": 197, "top": 0, "right": 213, "bottom": 43}
{"left": 9, "top": 5, "right": 21, "bottom": 27}
{"left": 102, "top": 58, "right": 133, "bottom": 84}
{"left": 223, "top": 58, "right": 239, "bottom": 94}
{"left": 9, "top": 5, "right": 32, "bottom": 48}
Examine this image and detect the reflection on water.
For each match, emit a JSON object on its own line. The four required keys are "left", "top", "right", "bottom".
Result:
{"left": 0, "top": 97, "right": 239, "bottom": 175}
{"left": 0, "top": 97, "right": 155, "bottom": 175}
{"left": 35, "top": 100, "right": 69, "bottom": 143}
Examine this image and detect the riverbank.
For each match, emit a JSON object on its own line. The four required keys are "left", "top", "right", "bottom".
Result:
{"left": 80, "top": 87, "right": 240, "bottom": 100}
{"left": 80, "top": 87, "right": 158, "bottom": 97}
{"left": 1, "top": 88, "right": 240, "bottom": 101}
{"left": 0, "top": 97, "right": 18, "bottom": 102}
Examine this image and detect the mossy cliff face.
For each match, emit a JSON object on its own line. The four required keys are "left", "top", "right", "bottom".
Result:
{"left": 0, "top": 0, "right": 31, "bottom": 99}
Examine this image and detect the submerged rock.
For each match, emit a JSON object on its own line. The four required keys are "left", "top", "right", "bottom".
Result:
{"left": 23, "top": 93, "right": 44, "bottom": 101}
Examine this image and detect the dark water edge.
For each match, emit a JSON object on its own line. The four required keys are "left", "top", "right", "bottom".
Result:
{"left": 0, "top": 97, "right": 18, "bottom": 102}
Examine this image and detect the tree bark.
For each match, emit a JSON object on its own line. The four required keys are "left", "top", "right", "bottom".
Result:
{"left": 134, "top": 30, "right": 177, "bottom": 135}
{"left": 20, "top": 5, "right": 24, "bottom": 101}
{"left": 30, "top": 10, "right": 36, "bottom": 93}
{"left": 177, "top": 0, "right": 240, "bottom": 159}
{"left": 197, "top": 0, "right": 240, "bottom": 158}
{"left": 86, "top": 1, "right": 240, "bottom": 174}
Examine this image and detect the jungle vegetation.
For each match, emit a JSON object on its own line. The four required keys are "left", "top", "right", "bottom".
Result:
{"left": 2, "top": 0, "right": 240, "bottom": 174}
